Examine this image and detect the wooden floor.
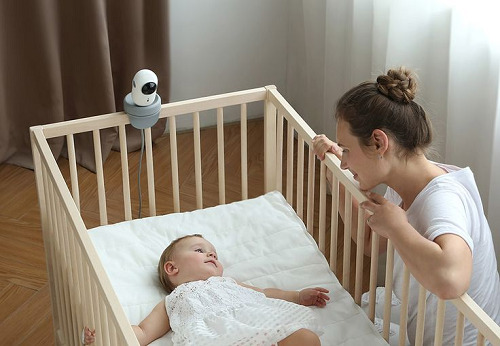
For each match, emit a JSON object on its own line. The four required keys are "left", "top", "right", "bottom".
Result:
{"left": 0, "top": 118, "right": 368, "bottom": 345}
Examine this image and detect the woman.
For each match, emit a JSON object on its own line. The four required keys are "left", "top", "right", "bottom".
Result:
{"left": 312, "top": 67, "right": 500, "bottom": 345}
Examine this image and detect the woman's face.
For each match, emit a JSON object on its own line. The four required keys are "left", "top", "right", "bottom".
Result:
{"left": 336, "top": 120, "right": 382, "bottom": 191}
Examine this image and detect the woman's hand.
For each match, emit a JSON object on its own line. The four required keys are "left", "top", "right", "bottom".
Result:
{"left": 359, "top": 191, "right": 408, "bottom": 239}
{"left": 312, "top": 134, "right": 343, "bottom": 160}
{"left": 298, "top": 287, "right": 330, "bottom": 307}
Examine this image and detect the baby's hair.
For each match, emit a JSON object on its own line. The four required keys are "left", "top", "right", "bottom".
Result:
{"left": 158, "top": 234, "right": 204, "bottom": 293}
{"left": 335, "top": 66, "right": 433, "bottom": 158}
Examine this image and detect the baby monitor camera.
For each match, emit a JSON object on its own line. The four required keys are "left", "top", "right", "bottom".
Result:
{"left": 124, "top": 69, "right": 161, "bottom": 129}
{"left": 131, "top": 69, "right": 158, "bottom": 106}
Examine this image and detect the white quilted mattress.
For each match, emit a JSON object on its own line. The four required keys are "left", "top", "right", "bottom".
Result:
{"left": 89, "top": 191, "right": 387, "bottom": 345}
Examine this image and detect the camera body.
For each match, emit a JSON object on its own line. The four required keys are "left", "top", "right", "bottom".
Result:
{"left": 131, "top": 69, "right": 158, "bottom": 106}
{"left": 124, "top": 69, "right": 161, "bottom": 129}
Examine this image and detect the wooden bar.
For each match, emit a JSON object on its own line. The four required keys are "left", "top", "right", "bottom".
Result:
{"left": 66, "top": 134, "right": 80, "bottom": 210}
{"left": 318, "top": 162, "right": 327, "bottom": 253}
{"left": 193, "top": 112, "right": 203, "bottom": 209}
{"left": 241, "top": 104, "right": 248, "bottom": 200}
{"left": 455, "top": 312, "right": 465, "bottom": 346}
{"left": 264, "top": 86, "right": 277, "bottom": 193}
{"left": 276, "top": 110, "right": 284, "bottom": 193}
{"left": 342, "top": 192, "right": 352, "bottom": 290}
{"left": 217, "top": 107, "right": 226, "bottom": 204}
{"left": 368, "top": 232, "right": 379, "bottom": 322}
{"left": 144, "top": 128, "right": 156, "bottom": 216}
{"left": 415, "top": 284, "right": 428, "bottom": 346}
{"left": 354, "top": 207, "right": 365, "bottom": 305}
{"left": 383, "top": 241, "right": 395, "bottom": 341}
{"left": 169, "top": 116, "right": 180, "bottom": 212}
{"left": 306, "top": 149, "right": 315, "bottom": 234}
{"left": 93, "top": 130, "right": 108, "bottom": 225}
{"left": 118, "top": 125, "right": 132, "bottom": 220}
{"left": 329, "top": 175, "right": 339, "bottom": 273}
{"left": 434, "top": 299, "right": 446, "bottom": 346}
{"left": 296, "top": 136, "right": 305, "bottom": 220}
{"left": 398, "top": 265, "right": 410, "bottom": 345}
{"left": 286, "top": 122, "right": 294, "bottom": 204}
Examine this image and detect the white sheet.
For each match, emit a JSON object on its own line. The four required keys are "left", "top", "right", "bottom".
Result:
{"left": 89, "top": 191, "right": 387, "bottom": 345}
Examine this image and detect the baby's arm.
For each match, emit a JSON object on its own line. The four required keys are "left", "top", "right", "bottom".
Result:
{"left": 82, "top": 301, "right": 170, "bottom": 345}
{"left": 238, "top": 282, "right": 329, "bottom": 307}
{"left": 133, "top": 300, "right": 171, "bottom": 346}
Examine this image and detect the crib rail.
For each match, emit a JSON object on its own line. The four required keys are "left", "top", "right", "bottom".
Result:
{"left": 266, "top": 88, "right": 500, "bottom": 346}
{"left": 31, "top": 128, "right": 139, "bottom": 345}
{"left": 30, "top": 86, "right": 499, "bottom": 345}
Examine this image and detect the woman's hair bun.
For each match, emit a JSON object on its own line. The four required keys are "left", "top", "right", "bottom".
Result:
{"left": 376, "top": 67, "right": 417, "bottom": 103}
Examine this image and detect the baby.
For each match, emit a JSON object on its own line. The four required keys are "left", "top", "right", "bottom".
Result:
{"left": 84, "top": 234, "right": 330, "bottom": 345}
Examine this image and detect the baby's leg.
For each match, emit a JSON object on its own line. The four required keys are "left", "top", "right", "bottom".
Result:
{"left": 278, "top": 328, "right": 320, "bottom": 346}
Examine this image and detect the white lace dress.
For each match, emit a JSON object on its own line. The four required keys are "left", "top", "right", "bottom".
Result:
{"left": 165, "top": 276, "right": 322, "bottom": 346}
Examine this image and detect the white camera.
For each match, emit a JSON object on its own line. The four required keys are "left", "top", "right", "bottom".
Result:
{"left": 131, "top": 69, "right": 158, "bottom": 106}
{"left": 124, "top": 69, "right": 161, "bottom": 129}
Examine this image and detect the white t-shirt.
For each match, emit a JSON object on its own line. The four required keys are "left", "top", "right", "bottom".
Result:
{"left": 385, "top": 163, "right": 500, "bottom": 345}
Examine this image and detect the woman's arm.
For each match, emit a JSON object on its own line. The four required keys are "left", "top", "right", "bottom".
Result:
{"left": 360, "top": 192, "right": 472, "bottom": 299}
{"left": 132, "top": 300, "right": 171, "bottom": 346}
{"left": 238, "top": 282, "right": 330, "bottom": 307}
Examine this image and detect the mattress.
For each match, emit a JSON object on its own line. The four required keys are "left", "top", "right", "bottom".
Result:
{"left": 89, "top": 191, "right": 388, "bottom": 345}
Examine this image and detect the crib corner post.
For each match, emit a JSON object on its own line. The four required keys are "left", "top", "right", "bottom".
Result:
{"left": 264, "top": 85, "right": 278, "bottom": 193}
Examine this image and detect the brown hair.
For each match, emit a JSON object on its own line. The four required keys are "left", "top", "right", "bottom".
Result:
{"left": 157, "top": 234, "right": 204, "bottom": 293}
{"left": 335, "top": 67, "right": 433, "bottom": 157}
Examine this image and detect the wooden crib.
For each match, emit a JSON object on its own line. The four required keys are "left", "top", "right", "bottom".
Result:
{"left": 30, "top": 86, "right": 500, "bottom": 345}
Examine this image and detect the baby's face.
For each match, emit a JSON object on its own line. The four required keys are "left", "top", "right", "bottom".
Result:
{"left": 171, "top": 237, "right": 223, "bottom": 285}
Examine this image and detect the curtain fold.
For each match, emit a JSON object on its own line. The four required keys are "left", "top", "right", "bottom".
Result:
{"left": 0, "top": 0, "right": 169, "bottom": 171}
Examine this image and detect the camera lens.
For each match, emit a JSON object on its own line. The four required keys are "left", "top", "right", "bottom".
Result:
{"left": 142, "top": 82, "right": 157, "bottom": 95}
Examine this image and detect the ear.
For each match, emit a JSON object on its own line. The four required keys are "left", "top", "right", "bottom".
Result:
{"left": 372, "top": 129, "right": 389, "bottom": 155}
{"left": 164, "top": 261, "right": 179, "bottom": 277}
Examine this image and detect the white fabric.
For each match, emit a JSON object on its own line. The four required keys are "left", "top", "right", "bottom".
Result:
{"left": 89, "top": 191, "right": 388, "bottom": 345}
{"left": 286, "top": 0, "right": 500, "bottom": 269}
{"left": 166, "top": 276, "right": 321, "bottom": 345}
{"left": 385, "top": 163, "right": 500, "bottom": 345}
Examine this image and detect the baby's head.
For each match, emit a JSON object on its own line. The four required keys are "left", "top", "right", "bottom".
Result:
{"left": 158, "top": 234, "right": 223, "bottom": 293}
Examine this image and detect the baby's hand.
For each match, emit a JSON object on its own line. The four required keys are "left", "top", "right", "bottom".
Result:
{"left": 312, "top": 135, "right": 342, "bottom": 161}
{"left": 82, "top": 327, "right": 95, "bottom": 345}
{"left": 298, "top": 287, "right": 330, "bottom": 307}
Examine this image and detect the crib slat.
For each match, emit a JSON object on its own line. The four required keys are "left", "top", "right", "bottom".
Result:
{"left": 144, "top": 128, "right": 156, "bottom": 216}
{"left": 398, "top": 265, "right": 410, "bottom": 345}
{"left": 476, "top": 332, "right": 485, "bottom": 345}
{"left": 368, "top": 232, "right": 379, "bottom": 322}
{"left": 342, "top": 191, "right": 352, "bottom": 290}
{"left": 169, "top": 116, "right": 180, "bottom": 212}
{"left": 66, "top": 134, "right": 80, "bottom": 210}
{"left": 306, "top": 148, "right": 315, "bottom": 234}
{"left": 241, "top": 104, "right": 248, "bottom": 200}
{"left": 286, "top": 122, "right": 294, "bottom": 204}
{"left": 329, "top": 175, "right": 339, "bottom": 273}
{"left": 217, "top": 107, "right": 226, "bottom": 204}
{"left": 296, "top": 136, "right": 305, "bottom": 219}
{"left": 276, "top": 110, "right": 284, "bottom": 193}
{"left": 383, "top": 240, "right": 395, "bottom": 341}
{"left": 93, "top": 130, "right": 108, "bottom": 225}
{"left": 415, "top": 284, "right": 428, "bottom": 346}
{"left": 264, "top": 88, "right": 277, "bottom": 192}
{"left": 354, "top": 207, "right": 365, "bottom": 305}
{"left": 193, "top": 112, "right": 203, "bottom": 209}
{"left": 455, "top": 312, "right": 465, "bottom": 346}
{"left": 434, "top": 298, "right": 446, "bottom": 345}
{"left": 118, "top": 125, "right": 132, "bottom": 220}
{"left": 319, "top": 162, "right": 327, "bottom": 253}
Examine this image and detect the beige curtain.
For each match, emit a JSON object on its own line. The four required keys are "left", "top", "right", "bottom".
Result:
{"left": 0, "top": 0, "right": 169, "bottom": 171}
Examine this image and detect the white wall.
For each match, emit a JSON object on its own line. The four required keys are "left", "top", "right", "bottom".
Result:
{"left": 169, "top": 0, "right": 289, "bottom": 130}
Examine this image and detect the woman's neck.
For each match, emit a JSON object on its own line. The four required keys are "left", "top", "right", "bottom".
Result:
{"left": 387, "top": 155, "right": 445, "bottom": 210}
